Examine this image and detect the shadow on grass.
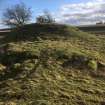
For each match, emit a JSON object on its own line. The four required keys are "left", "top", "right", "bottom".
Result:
{"left": 0, "top": 50, "right": 39, "bottom": 81}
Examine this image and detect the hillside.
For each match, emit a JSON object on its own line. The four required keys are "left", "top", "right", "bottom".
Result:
{"left": 0, "top": 24, "right": 105, "bottom": 105}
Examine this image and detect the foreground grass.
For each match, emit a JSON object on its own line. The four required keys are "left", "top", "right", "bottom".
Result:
{"left": 1, "top": 67, "right": 105, "bottom": 105}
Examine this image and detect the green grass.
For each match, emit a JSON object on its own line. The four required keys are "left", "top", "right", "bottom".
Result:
{"left": 0, "top": 24, "right": 105, "bottom": 105}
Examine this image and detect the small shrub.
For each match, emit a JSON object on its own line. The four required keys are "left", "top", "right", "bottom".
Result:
{"left": 88, "top": 59, "right": 97, "bottom": 71}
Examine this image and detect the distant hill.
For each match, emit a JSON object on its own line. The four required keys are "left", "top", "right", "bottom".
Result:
{"left": 77, "top": 24, "right": 105, "bottom": 35}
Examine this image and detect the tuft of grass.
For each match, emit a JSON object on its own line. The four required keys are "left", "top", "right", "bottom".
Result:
{"left": 88, "top": 60, "right": 98, "bottom": 71}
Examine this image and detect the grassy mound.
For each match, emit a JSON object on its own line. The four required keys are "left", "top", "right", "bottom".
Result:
{"left": 0, "top": 24, "right": 105, "bottom": 105}
{"left": 5, "top": 23, "right": 98, "bottom": 41}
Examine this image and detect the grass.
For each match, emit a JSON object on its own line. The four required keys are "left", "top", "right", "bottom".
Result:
{"left": 0, "top": 24, "right": 105, "bottom": 105}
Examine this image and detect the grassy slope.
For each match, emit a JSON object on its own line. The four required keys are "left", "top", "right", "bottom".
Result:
{"left": 0, "top": 24, "right": 105, "bottom": 105}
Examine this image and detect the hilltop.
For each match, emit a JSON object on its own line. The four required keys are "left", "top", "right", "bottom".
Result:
{"left": 0, "top": 24, "right": 105, "bottom": 105}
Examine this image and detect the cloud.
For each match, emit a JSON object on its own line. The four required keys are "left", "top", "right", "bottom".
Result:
{"left": 0, "top": 20, "right": 3, "bottom": 29}
{"left": 55, "top": 0, "right": 105, "bottom": 25}
{"left": 0, "top": 19, "right": 3, "bottom": 25}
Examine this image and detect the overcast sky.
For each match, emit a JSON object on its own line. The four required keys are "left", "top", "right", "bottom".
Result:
{"left": 0, "top": 0, "right": 105, "bottom": 28}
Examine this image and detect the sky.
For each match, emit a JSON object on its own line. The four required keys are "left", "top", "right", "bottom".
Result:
{"left": 0, "top": 0, "right": 105, "bottom": 28}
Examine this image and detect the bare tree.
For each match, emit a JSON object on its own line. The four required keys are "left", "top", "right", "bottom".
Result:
{"left": 36, "top": 10, "right": 55, "bottom": 24}
{"left": 3, "top": 3, "right": 32, "bottom": 27}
